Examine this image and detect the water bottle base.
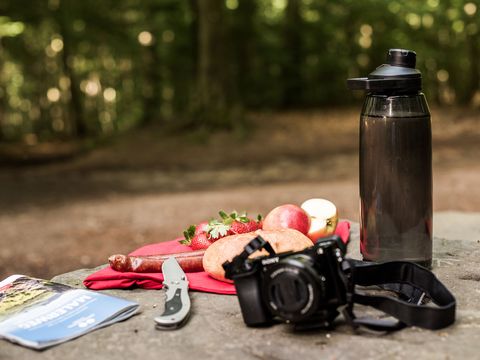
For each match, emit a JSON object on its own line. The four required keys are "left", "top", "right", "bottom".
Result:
{"left": 361, "top": 257, "right": 432, "bottom": 269}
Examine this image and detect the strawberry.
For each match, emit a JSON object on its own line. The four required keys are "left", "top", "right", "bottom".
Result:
{"left": 179, "top": 211, "right": 263, "bottom": 247}
{"left": 179, "top": 223, "right": 215, "bottom": 249}
{"left": 229, "top": 219, "right": 261, "bottom": 234}
{"left": 245, "top": 219, "right": 262, "bottom": 232}
{"left": 190, "top": 233, "right": 212, "bottom": 250}
{"left": 208, "top": 211, "right": 262, "bottom": 238}
{"left": 256, "top": 214, "right": 263, "bottom": 229}
{"left": 195, "top": 221, "right": 209, "bottom": 235}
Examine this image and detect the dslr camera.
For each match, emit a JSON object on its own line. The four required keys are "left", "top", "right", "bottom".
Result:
{"left": 223, "top": 235, "right": 349, "bottom": 329}
{"left": 223, "top": 235, "right": 456, "bottom": 331}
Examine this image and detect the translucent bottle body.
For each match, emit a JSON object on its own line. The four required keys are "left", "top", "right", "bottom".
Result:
{"left": 359, "top": 93, "right": 432, "bottom": 267}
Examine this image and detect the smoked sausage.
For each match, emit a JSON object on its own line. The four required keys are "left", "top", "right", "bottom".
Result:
{"left": 109, "top": 250, "right": 205, "bottom": 273}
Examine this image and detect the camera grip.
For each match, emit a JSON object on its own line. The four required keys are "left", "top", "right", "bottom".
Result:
{"left": 233, "top": 274, "right": 272, "bottom": 327}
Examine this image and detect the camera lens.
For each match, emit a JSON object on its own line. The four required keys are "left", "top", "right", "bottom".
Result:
{"left": 263, "top": 254, "right": 327, "bottom": 322}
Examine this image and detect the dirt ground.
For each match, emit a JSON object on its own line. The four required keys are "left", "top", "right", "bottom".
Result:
{"left": 0, "top": 107, "right": 479, "bottom": 280}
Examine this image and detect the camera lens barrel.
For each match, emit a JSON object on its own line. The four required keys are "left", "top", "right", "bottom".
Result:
{"left": 263, "top": 255, "right": 327, "bottom": 322}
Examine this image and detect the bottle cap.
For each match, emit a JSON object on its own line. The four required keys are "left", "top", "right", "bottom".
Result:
{"left": 347, "top": 49, "right": 422, "bottom": 92}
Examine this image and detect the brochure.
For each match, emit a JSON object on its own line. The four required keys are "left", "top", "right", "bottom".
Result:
{"left": 0, "top": 274, "right": 139, "bottom": 349}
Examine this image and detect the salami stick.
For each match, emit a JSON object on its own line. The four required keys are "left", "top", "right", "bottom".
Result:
{"left": 108, "top": 250, "right": 205, "bottom": 273}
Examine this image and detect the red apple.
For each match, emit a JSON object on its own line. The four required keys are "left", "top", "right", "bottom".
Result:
{"left": 262, "top": 204, "right": 310, "bottom": 235}
{"left": 301, "top": 198, "right": 338, "bottom": 242}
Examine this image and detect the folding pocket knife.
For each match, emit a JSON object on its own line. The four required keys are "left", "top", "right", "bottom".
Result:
{"left": 154, "top": 257, "right": 191, "bottom": 330}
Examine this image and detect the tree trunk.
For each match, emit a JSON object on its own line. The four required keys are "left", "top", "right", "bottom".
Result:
{"left": 0, "top": 93, "right": 5, "bottom": 142}
{"left": 142, "top": 41, "right": 163, "bottom": 125}
{"left": 234, "top": 0, "right": 257, "bottom": 104}
{"left": 189, "top": 0, "right": 199, "bottom": 79}
{"left": 464, "top": 32, "right": 479, "bottom": 104}
{"left": 57, "top": 0, "right": 87, "bottom": 138}
{"left": 141, "top": 2, "right": 164, "bottom": 125}
{"left": 192, "top": 0, "right": 241, "bottom": 129}
{"left": 0, "top": 40, "right": 5, "bottom": 141}
{"left": 282, "top": 0, "right": 303, "bottom": 108}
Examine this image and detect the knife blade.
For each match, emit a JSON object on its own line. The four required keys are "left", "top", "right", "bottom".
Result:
{"left": 154, "top": 257, "right": 191, "bottom": 330}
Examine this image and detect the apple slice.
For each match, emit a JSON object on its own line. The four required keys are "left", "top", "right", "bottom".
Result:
{"left": 301, "top": 198, "right": 338, "bottom": 242}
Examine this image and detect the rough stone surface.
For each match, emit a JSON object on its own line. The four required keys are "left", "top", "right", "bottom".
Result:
{"left": 1, "top": 212, "right": 479, "bottom": 360}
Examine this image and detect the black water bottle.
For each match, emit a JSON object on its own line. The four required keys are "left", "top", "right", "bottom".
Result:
{"left": 348, "top": 49, "right": 432, "bottom": 268}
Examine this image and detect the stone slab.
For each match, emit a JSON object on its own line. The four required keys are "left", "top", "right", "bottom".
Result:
{"left": 1, "top": 211, "right": 479, "bottom": 360}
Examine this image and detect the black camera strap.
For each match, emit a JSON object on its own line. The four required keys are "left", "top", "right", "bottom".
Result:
{"left": 340, "top": 259, "right": 456, "bottom": 331}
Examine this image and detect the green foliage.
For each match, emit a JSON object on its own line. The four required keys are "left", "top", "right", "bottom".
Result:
{"left": 0, "top": 0, "right": 479, "bottom": 143}
{"left": 0, "top": 16, "right": 25, "bottom": 37}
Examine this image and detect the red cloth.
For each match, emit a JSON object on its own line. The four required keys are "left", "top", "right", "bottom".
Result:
{"left": 84, "top": 221, "right": 350, "bottom": 295}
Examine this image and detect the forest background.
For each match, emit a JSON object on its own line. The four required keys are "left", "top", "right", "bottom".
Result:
{"left": 1, "top": 0, "right": 479, "bottom": 142}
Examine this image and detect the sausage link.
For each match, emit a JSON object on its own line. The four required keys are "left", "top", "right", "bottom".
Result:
{"left": 108, "top": 250, "right": 205, "bottom": 273}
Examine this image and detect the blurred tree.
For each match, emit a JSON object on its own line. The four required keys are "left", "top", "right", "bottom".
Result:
{"left": 140, "top": 2, "right": 165, "bottom": 125}
{"left": 0, "top": 0, "right": 479, "bottom": 146}
{"left": 282, "top": 0, "right": 303, "bottom": 107}
{"left": 190, "top": 0, "right": 242, "bottom": 130}
{"left": 56, "top": 0, "right": 86, "bottom": 137}
{"left": 464, "top": 6, "right": 479, "bottom": 104}
{"left": 230, "top": 0, "right": 258, "bottom": 105}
